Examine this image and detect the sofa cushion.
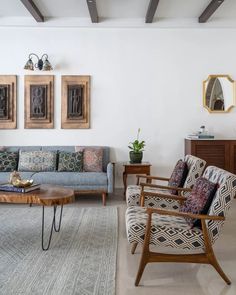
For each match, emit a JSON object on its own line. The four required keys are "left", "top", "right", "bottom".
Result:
{"left": 180, "top": 177, "right": 217, "bottom": 227}
{"left": 0, "top": 152, "right": 18, "bottom": 172}
{"left": 32, "top": 172, "right": 108, "bottom": 186}
{"left": 18, "top": 151, "right": 57, "bottom": 172}
{"left": 75, "top": 147, "right": 103, "bottom": 172}
{"left": 168, "top": 159, "right": 188, "bottom": 195}
{"left": 58, "top": 151, "right": 83, "bottom": 172}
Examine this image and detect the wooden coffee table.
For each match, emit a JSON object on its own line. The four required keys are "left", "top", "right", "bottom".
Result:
{"left": 0, "top": 185, "right": 74, "bottom": 251}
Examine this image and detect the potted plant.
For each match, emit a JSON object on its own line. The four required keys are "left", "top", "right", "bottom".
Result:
{"left": 128, "top": 128, "right": 145, "bottom": 163}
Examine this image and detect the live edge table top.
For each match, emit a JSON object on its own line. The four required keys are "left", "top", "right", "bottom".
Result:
{"left": 0, "top": 185, "right": 75, "bottom": 206}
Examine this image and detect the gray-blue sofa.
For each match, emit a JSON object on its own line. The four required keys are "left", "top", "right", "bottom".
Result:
{"left": 0, "top": 146, "right": 114, "bottom": 205}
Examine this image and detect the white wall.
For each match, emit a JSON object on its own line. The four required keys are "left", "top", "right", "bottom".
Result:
{"left": 1, "top": 27, "right": 236, "bottom": 187}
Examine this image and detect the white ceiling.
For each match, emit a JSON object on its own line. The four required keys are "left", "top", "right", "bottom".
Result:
{"left": 0, "top": 0, "right": 236, "bottom": 25}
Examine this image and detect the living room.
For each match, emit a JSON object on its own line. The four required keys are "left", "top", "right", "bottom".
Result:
{"left": 0, "top": 0, "right": 236, "bottom": 294}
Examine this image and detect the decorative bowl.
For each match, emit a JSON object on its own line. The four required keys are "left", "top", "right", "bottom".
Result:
{"left": 12, "top": 179, "right": 34, "bottom": 188}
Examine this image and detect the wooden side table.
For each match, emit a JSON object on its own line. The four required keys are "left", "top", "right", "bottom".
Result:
{"left": 123, "top": 162, "right": 151, "bottom": 196}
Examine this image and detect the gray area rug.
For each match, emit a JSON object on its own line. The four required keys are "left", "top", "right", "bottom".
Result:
{"left": 0, "top": 205, "right": 118, "bottom": 295}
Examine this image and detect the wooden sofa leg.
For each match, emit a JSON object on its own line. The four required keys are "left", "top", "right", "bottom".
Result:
{"left": 102, "top": 192, "right": 107, "bottom": 206}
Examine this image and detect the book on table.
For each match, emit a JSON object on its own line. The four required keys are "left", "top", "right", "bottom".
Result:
{"left": 0, "top": 183, "right": 40, "bottom": 193}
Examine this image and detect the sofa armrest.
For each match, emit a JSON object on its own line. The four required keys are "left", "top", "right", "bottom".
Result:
{"left": 107, "top": 162, "right": 115, "bottom": 193}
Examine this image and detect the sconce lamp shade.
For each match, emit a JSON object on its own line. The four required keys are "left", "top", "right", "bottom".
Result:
{"left": 24, "top": 58, "right": 34, "bottom": 71}
{"left": 43, "top": 59, "right": 53, "bottom": 71}
{"left": 24, "top": 53, "right": 53, "bottom": 71}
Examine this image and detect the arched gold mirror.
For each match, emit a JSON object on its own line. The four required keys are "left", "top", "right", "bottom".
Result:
{"left": 203, "top": 75, "right": 235, "bottom": 113}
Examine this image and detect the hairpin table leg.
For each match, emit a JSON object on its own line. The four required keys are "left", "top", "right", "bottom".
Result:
{"left": 41, "top": 205, "right": 63, "bottom": 251}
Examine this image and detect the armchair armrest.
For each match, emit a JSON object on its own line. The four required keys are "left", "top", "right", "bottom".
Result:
{"left": 146, "top": 207, "right": 225, "bottom": 221}
{"left": 136, "top": 175, "right": 169, "bottom": 185}
{"left": 140, "top": 182, "right": 192, "bottom": 192}
{"left": 107, "top": 162, "right": 115, "bottom": 193}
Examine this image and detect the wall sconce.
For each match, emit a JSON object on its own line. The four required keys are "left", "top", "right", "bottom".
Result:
{"left": 24, "top": 53, "right": 53, "bottom": 71}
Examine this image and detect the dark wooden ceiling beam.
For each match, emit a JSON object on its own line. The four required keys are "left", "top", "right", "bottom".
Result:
{"left": 20, "top": 0, "right": 44, "bottom": 22}
{"left": 86, "top": 0, "right": 99, "bottom": 23}
{"left": 199, "top": 0, "right": 224, "bottom": 23}
{"left": 145, "top": 0, "right": 160, "bottom": 23}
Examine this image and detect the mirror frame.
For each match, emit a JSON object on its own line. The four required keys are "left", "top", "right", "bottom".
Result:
{"left": 203, "top": 74, "right": 236, "bottom": 113}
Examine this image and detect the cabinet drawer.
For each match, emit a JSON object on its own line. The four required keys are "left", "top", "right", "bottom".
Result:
{"left": 125, "top": 166, "right": 150, "bottom": 174}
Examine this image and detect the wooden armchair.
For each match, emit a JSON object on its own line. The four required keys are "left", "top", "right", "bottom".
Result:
{"left": 126, "top": 166, "right": 236, "bottom": 286}
{"left": 126, "top": 155, "right": 206, "bottom": 208}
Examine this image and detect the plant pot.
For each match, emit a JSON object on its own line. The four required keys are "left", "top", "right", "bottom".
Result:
{"left": 129, "top": 151, "right": 143, "bottom": 163}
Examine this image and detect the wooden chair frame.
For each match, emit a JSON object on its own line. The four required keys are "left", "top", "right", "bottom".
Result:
{"left": 139, "top": 182, "right": 191, "bottom": 206}
{"left": 132, "top": 206, "right": 229, "bottom": 286}
{"left": 136, "top": 174, "right": 170, "bottom": 185}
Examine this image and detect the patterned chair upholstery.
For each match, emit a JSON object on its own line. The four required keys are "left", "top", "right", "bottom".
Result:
{"left": 126, "top": 155, "right": 206, "bottom": 209}
{"left": 125, "top": 166, "right": 236, "bottom": 286}
{"left": 126, "top": 207, "right": 204, "bottom": 250}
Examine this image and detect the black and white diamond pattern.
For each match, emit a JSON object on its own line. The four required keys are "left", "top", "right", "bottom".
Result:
{"left": 182, "top": 155, "right": 206, "bottom": 197}
{"left": 126, "top": 206, "right": 204, "bottom": 250}
{"left": 203, "top": 166, "right": 236, "bottom": 244}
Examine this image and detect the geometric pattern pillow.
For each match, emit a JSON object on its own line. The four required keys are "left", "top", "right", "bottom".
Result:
{"left": 18, "top": 151, "right": 57, "bottom": 172}
{"left": 0, "top": 151, "right": 18, "bottom": 172}
{"left": 57, "top": 151, "right": 83, "bottom": 172}
{"left": 180, "top": 177, "right": 217, "bottom": 227}
{"left": 168, "top": 159, "right": 188, "bottom": 195}
{"left": 75, "top": 147, "right": 103, "bottom": 172}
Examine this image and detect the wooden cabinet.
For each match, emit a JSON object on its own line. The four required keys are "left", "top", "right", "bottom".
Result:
{"left": 185, "top": 139, "right": 236, "bottom": 174}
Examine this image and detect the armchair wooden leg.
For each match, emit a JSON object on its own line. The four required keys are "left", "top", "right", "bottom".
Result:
{"left": 131, "top": 242, "right": 138, "bottom": 254}
{"left": 202, "top": 219, "right": 231, "bottom": 285}
{"left": 135, "top": 255, "right": 148, "bottom": 286}
{"left": 134, "top": 211, "right": 152, "bottom": 286}
{"left": 209, "top": 253, "right": 231, "bottom": 285}
{"left": 102, "top": 192, "right": 107, "bottom": 206}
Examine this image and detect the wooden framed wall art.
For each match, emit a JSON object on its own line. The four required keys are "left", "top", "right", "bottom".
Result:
{"left": 61, "top": 75, "right": 90, "bottom": 129}
{"left": 0, "top": 75, "right": 16, "bottom": 129}
{"left": 24, "top": 75, "right": 54, "bottom": 129}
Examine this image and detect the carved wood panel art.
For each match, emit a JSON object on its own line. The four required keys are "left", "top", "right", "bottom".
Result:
{"left": 25, "top": 76, "right": 54, "bottom": 129}
{"left": 30, "top": 85, "right": 47, "bottom": 119}
{"left": 61, "top": 76, "right": 90, "bottom": 129}
{"left": 0, "top": 75, "right": 16, "bottom": 129}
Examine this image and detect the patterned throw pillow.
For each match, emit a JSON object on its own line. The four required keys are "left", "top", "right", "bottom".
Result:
{"left": 180, "top": 177, "right": 217, "bottom": 228}
{"left": 168, "top": 159, "right": 188, "bottom": 195}
{"left": 75, "top": 147, "right": 103, "bottom": 172}
{"left": 18, "top": 151, "right": 57, "bottom": 172}
{"left": 0, "top": 152, "right": 18, "bottom": 172}
{"left": 58, "top": 151, "right": 83, "bottom": 172}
